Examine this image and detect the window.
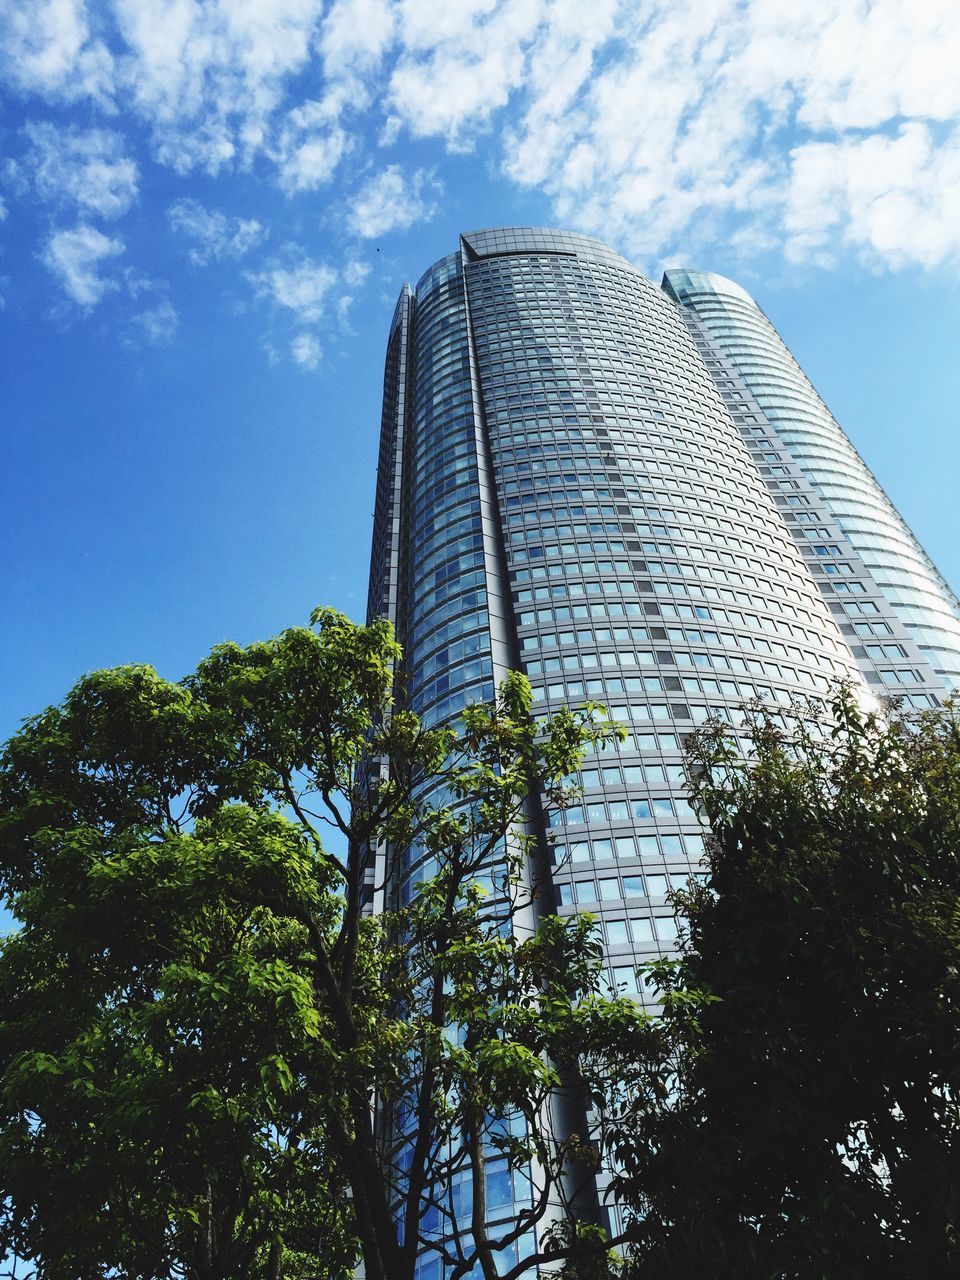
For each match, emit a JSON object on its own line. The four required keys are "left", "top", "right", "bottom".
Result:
{"left": 606, "top": 919, "right": 629, "bottom": 945}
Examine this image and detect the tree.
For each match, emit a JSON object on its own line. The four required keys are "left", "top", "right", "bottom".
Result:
{"left": 0, "top": 608, "right": 654, "bottom": 1280}
{"left": 613, "top": 689, "right": 960, "bottom": 1279}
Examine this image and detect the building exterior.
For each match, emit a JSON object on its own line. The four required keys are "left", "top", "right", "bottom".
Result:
{"left": 663, "top": 269, "right": 960, "bottom": 701}
{"left": 365, "top": 226, "right": 959, "bottom": 1260}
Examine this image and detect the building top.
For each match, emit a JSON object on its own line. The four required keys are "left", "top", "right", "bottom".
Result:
{"left": 408, "top": 230, "right": 763, "bottom": 312}
{"left": 662, "top": 267, "right": 756, "bottom": 306}
{"left": 413, "top": 226, "right": 637, "bottom": 296}
{"left": 461, "top": 225, "right": 633, "bottom": 267}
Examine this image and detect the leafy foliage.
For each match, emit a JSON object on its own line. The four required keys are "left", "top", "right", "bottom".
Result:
{"left": 614, "top": 689, "right": 960, "bottom": 1279}
{"left": 0, "top": 609, "right": 649, "bottom": 1280}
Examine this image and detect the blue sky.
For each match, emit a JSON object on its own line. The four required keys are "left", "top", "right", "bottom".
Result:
{"left": 2, "top": 0, "right": 960, "bottom": 746}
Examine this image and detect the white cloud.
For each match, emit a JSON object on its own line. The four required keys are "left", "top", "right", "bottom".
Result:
{"left": 247, "top": 255, "right": 338, "bottom": 322}
{"left": 785, "top": 123, "right": 960, "bottom": 270}
{"left": 273, "top": 95, "right": 351, "bottom": 192}
{"left": 319, "top": 0, "right": 395, "bottom": 79}
{"left": 247, "top": 250, "right": 371, "bottom": 366}
{"left": 769, "top": 0, "right": 960, "bottom": 132}
{"left": 278, "top": 132, "right": 347, "bottom": 190}
{"left": 7, "top": 0, "right": 960, "bottom": 291}
{"left": 110, "top": 0, "right": 326, "bottom": 173}
{"left": 496, "top": 0, "right": 960, "bottom": 268}
{"left": 23, "top": 122, "right": 138, "bottom": 219}
{"left": 343, "top": 257, "right": 370, "bottom": 287}
{"left": 271, "top": 0, "right": 397, "bottom": 189}
{"left": 336, "top": 294, "right": 356, "bottom": 328}
{"left": 347, "top": 164, "right": 438, "bottom": 238}
{"left": 384, "top": 0, "right": 545, "bottom": 148}
{"left": 168, "top": 198, "right": 266, "bottom": 264}
{"left": 130, "top": 296, "right": 179, "bottom": 344}
{"left": 291, "top": 331, "right": 322, "bottom": 368}
{"left": 0, "top": 0, "right": 115, "bottom": 105}
{"left": 41, "top": 223, "right": 124, "bottom": 306}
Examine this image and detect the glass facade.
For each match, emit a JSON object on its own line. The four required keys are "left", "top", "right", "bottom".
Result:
{"left": 663, "top": 268, "right": 960, "bottom": 699}
{"left": 360, "top": 226, "right": 960, "bottom": 1258}
{"left": 368, "top": 228, "right": 876, "bottom": 985}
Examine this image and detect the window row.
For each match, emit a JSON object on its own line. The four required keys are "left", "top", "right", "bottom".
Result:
{"left": 556, "top": 875, "right": 690, "bottom": 906}
{"left": 554, "top": 831, "right": 705, "bottom": 862}
{"left": 548, "top": 796, "right": 697, "bottom": 827}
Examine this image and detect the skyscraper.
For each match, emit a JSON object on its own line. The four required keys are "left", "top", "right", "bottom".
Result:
{"left": 365, "top": 226, "right": 960, "bottom": 1257}
{"left": 663, "top": 269, "right": 960, "bottom": 700}
{"left": 368, "top": 224, "right": 959, "bottom": 967}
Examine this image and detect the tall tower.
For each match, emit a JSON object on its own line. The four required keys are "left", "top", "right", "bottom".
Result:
{"left": 663, "top": 269, "right": 960, "bottom": 699}
{"left": 365, "top": 227, "right": 957, "bottom": 1257}
{"left": 366, "top": 224, "right": 954, "bottom": 983}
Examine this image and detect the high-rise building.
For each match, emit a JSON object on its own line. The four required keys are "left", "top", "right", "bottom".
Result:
{"left": 367, "top": 224, "right": 959, "bottom": 955}
{"left": 365, "top": 226, "right": 959, "bottom": 1260}
{"left": 663, "top": 269, "right": 960, "bottom": 699}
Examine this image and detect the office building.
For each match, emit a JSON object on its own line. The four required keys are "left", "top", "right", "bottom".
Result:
{"left": 367, "top": 225, "right": 960, "bottom": 955}
{"left": 664, "top": 269, "right": 960, "bottom": 699}
{"left": 365, "top": 226, "right": 960, "bottom": 1261}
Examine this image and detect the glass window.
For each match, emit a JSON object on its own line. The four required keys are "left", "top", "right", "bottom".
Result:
{"left": 487, "top": 1164, "right": 513, "bottom": 1210}
{"left": 606, "top": 919, "right": 629, "bottom": 945}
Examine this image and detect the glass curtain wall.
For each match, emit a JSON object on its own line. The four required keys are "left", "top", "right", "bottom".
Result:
{"left": 663, "top": 268, "right": 960, "bottom": 701}
{"left": 367, "top": 227, "right": 877, "bottom": 1263}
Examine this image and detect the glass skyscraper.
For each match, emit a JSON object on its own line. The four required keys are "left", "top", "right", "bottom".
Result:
{"left": 663, "top": 269, "right": 960, "bottom": 699}
{"left": 365, "top": 226, "right": 960, "bottom": 1258}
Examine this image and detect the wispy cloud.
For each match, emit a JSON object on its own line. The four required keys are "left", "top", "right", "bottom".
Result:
{"left": 245, "top": 249, "right": 368, "bottom": 369}
{"left": 41, "top": 223, "right": 124, "bottom": 307}
{"left": 23, "top": 122, "right": 138, "bottom": 219}
{"left": 6, "top": 0, "right": 960, "bottom": 346}
{"left": 168, "top": 199, "right": 267, "bottom": 265}
{"left": 382, "top": 0, "right": 543, "bottom": 150}
{"left": 128, "top": 296, "right": 179, "bottom": 346}
{"left": 276, "top": 124, "right": 349, "bottom": 193}
{"left": 342, "top": 258, "right": 370, "bottom": 287}
{"left": 347, "top": 164, "right": 439, "bottom": 238}
{"left": 109, "top": 0, "right": 327, "bottom": 174}
{"left": 0, "top": 0, "right": 115, "bottom": 106}
{"left": 246, "top": 254, "right": 339, "bottom": 323}
{"left": 496, "top": 0, "right": 960, "bottom": 267}
{"left": 785, "top": 123, "right": 960, "bottom": 270}
{"left": 290, "top": 331, "right": 322, "bottom": 368}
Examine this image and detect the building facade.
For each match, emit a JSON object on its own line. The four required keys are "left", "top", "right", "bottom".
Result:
{"left": 365, "top": 226, "right": 959, "bottom": 1261}
{"left": 663, "top": 268, "right": 960, "bottom": 700}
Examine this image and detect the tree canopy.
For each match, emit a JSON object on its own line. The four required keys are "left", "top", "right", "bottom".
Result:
{"left": 0, "top": 608, "right": 654, "bottom": 1280}
{"left": 614, "top": 690, "right": 960, "bottom": 1279}
{"left": 4, "top": 607, "right": 959, "bottom": 1280}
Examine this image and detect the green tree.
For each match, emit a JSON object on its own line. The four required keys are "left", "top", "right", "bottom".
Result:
{"left": 614, "top": 689, "right": 960, "bottom": 1279}
{"left": 0, "top": 608, "right": 654, "bottom": 1280}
